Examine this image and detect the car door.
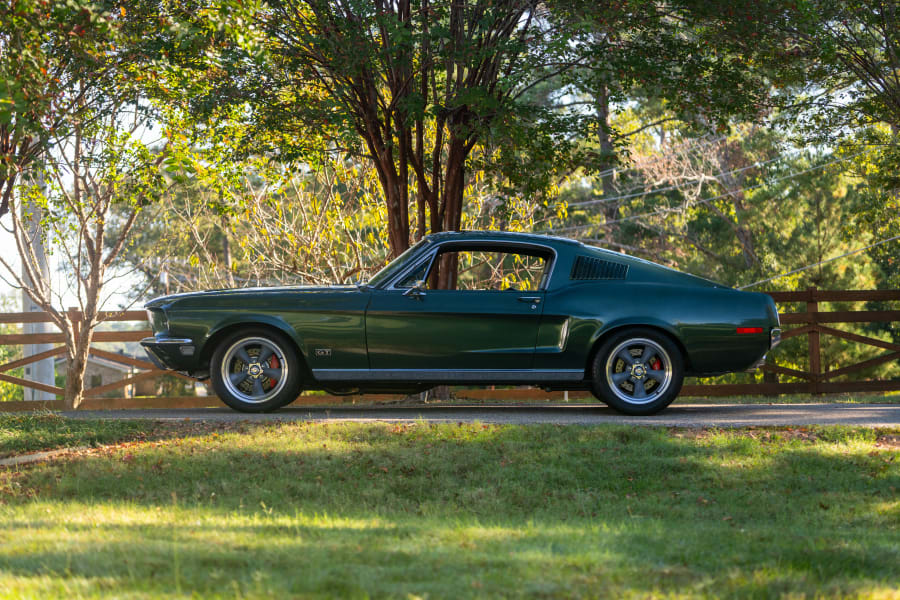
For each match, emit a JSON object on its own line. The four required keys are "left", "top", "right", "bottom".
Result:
{"left": 365, "top": 245, "right": 550, "bottom": 372}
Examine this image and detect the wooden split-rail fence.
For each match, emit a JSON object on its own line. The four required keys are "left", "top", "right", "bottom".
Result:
{"left": 1, "top": 287, "right": 899, "bottom": 410}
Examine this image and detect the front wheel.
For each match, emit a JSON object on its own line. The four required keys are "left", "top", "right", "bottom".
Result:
{"left": 209, "top": 329, "right": 302, "bottom": 412}
{"left": 590, "top": 328, "right": 684, "bottom": 416}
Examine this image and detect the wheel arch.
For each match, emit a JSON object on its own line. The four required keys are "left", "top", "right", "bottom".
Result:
{"left": 199, "top": 317, "right": 311, "bottom": 379}
{"left": 583, "top": 321, "right": 691, "bottom": 379}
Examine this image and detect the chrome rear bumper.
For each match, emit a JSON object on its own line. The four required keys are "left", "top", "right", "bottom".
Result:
{"left": 746, "top": 353, "right": 767, "bottom": 372}
{"left": 770, "top": 327, "right": 782, "bottom": 348}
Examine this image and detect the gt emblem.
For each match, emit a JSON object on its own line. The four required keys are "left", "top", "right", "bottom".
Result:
{"left": 315, "top": 348, "right": 332, "bottom": 357}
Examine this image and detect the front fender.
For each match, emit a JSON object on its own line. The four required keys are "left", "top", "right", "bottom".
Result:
{"left": 201, "top": 314, "right": 308, "bottom": 364}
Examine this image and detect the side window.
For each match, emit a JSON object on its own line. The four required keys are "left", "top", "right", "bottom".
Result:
{"left": 434, "top": 250, "right": 547, "bottom": 291}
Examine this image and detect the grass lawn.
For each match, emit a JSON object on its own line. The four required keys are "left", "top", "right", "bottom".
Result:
{"left": 0, "top": 414, "right": 898, "bottom": 599}
{"left": 0, "top": 413, "right": 155, "bottom": 458}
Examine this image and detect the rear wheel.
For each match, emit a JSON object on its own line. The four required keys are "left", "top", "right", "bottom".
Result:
{"left": 591, "top": 328, "right": 684, "bottom": 416}
{"left": 209, "top": 329, "right": 302, "bottom": 412}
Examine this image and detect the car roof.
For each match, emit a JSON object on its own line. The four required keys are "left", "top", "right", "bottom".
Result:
{"left": 425, "top": 230, "right": 583, "bottom": 249}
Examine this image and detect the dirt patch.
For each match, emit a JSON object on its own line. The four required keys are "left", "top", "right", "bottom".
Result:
{"left": 875, "top": 434, "right": 900, "bottom": 449}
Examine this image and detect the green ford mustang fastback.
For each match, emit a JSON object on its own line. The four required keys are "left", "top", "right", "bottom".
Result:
{"left": 142, "top": 231, "right": 781, "bottom": 415}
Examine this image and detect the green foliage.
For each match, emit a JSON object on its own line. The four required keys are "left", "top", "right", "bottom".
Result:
{"left": 0, "top": 0, "right": 116, "bottom": 139}
{"left": 777, "top": 0, "right": 900, "bottom": 139}
{"left": 124, "top": 0, "right": 786, "bottom": 257}
{"left": 20, "top": 114, "right": 168, "bottom": 305}
{"left": 0, "top": 0, "right": 148, "bottom": 215}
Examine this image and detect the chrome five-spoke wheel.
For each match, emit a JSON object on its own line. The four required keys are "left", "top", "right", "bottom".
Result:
{"left": 221, "top": 336, "right": 289, "bottom": 404}
{"left": 210, "top": 329, "right": 302, "bottom": 412}
{"left": 605, "top": 338, "right": 673, "bottom": 405}
{"left": 591, "top": 328, "right": 684, "bottom": 415}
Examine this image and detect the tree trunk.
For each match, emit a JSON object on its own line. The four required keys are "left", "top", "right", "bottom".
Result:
{"left": 63, "top": 304, "right": 97, "bottom": 410}
{"left": 595, "top": 85, "right": 621, "bottom": 226}
{"left": 64, "top": 328, "right": 93, "bottom": 410}
{"left": 435, "top": 137, "right": 467, "bottom": 290}
{"left": 220, "top": 217, "right": 234, "bottom": 287}
{"left": 384, "top": 183, "right": 409, "bottom": 258}
{"left": 442, "top": 137, "right": 466, "bottom": 233}
{"left": 361, "top": 123, "right": 409, "bottom": 258}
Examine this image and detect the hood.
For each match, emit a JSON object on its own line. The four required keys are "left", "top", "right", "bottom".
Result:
{"left": 144, "top": 284, "right": 359, "bottom": 309}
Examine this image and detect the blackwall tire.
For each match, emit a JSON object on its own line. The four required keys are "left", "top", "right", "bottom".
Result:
{"left": 591, "top": 328, "right": 684, "bottom": 416}
{"left": 209, "top": 328, "right": 302, "bottom": 413}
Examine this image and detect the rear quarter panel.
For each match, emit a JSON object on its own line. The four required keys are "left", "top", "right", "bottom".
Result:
{"left": 536, "top": 281, "right": 774, "bottom": 375}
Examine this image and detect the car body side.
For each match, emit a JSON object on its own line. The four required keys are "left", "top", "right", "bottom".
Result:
{"left": 142, "top": 232, "right": 779, "bottom": 389}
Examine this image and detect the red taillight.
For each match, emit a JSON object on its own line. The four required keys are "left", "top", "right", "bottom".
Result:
{"left": 736, "top": 327, "right": 764, "bottom": 334}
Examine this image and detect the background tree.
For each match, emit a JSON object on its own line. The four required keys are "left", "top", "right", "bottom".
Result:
{"left": 0, "top": 0, "right": 142, "bottom": 217}
{"left": 130, "top": 0, "right": 777, "bottom": 287}
{"left": 0, "top": 113, "right": 167, "bottom": 409}
{"left": 717, "top": 0, "right": 900, "bottom": 292}
{"left": 116, "top": 153, "right": 389, "bottom": 296}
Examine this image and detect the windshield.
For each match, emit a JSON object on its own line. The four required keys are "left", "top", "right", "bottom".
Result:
{"left": 366, "top": 238, "right": 432, "bottom": 288}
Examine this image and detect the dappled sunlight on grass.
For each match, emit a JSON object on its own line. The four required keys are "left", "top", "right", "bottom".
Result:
{"left": 0, "top": 422, "right": 897, "bottom": 598}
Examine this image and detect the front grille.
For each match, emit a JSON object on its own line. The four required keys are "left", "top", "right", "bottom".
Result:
{"left": 570, "top": 255, "right": 628, "bottom": 280}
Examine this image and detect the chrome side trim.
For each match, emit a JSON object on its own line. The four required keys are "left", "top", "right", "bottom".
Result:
{"left": 558, "top": 318, "right": 570, "bottom": 350}
{"left": 140, "top": 336, "right": 193, "bottom": 345}
{"left": 312, "top": 369, "right": 584, "bottom": 382}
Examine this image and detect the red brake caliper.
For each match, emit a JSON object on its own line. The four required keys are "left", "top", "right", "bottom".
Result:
{"left": 651, "top": 358, "right": 661, "bottom": 370}
{"left": 268, "top": 355, "right": 279, "bottom": 383}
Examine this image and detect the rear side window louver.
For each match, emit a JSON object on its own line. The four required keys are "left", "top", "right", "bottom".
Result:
{"left": 570, "top": 255, "right": 628, "bottom": 280}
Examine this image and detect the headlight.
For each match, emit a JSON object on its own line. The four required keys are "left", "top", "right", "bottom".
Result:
{"left": 146, "top": 308, "right": 168, "bottom": 333}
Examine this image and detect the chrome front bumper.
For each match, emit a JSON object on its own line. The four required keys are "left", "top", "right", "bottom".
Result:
{"left": 140, "top": 336, "right": 194, "bottom": 350}
{"left": 140, "top": 336, "right": 196, "bottom": 370}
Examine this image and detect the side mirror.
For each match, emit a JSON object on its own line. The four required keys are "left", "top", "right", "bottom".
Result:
{"left": 402, "top": 280, "right": 427, "bottom": 298}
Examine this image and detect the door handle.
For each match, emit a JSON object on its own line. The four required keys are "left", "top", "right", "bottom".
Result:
{"left": 518, "top": 296, "right": 542, "bottom": 304}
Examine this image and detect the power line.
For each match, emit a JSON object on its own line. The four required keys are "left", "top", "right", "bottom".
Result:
{"left": 573, "top": 136, "right": 728, "bottom": 202}
{"left": 544, "top": 149, "right": 873, "bottom": 236}
{"left": 737, "top": 234, "right": 900, "bottom": 290}
{"left": 567, "top": 146, "right": 805, "bottom": 209}
{"left": 589, "top": 135, "right": 727, "bottom": 181}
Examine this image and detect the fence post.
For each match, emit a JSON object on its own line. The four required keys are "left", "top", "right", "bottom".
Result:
{"left": 807, "top": 286, "right": 821, "bottom": 394}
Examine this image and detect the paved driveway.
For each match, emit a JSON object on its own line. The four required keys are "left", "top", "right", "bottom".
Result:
{"left": 63, "top": 403, "right": 900, "bottom": 427}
